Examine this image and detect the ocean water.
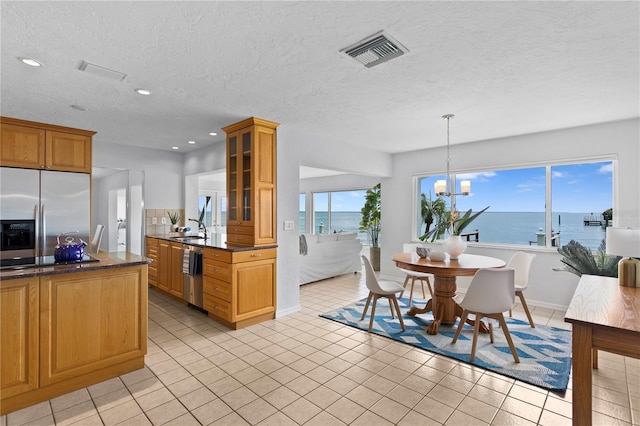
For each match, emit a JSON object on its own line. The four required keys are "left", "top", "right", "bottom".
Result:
{"left": 301, "top": 211, "right": 608, "bottom": 249}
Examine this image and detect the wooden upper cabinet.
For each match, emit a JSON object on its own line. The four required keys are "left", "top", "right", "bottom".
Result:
{"left": 0, "top": 117, "right": 94, "bottom": 173}
{"left": 46, "top": 131, "right": 92, "bottom": 173}
{"left": 1, "top": 124, "right": 45, "bottom": 169}
{"left": 223, "top": 117, "right": 278, "bottom": 247}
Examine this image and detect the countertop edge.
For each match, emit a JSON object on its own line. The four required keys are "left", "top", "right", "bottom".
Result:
{"left": 0, "top": 252, "right": 151, "bottom": 280}
{"left": 146, "top": 234, "right": 278, "bottom": 251}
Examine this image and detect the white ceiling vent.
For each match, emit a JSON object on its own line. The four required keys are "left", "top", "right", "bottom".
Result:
{"left": 340, "top": 30, "right": 408, "bottom": 68}
{"left": 78, "top": 61, "right": 127, "bottom": 82}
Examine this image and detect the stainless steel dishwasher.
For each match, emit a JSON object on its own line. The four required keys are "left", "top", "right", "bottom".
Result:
{"left": 182, "top": 245, "right": 203, "bottom": 309}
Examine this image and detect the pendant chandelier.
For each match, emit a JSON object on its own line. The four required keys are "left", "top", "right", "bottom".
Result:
{"left": 434, "top": 114, "right": 471, "bottom": 197}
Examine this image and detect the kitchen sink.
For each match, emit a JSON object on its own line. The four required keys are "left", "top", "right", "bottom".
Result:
{"left": 171, "top": 236, "right": 206, "bottom": 242}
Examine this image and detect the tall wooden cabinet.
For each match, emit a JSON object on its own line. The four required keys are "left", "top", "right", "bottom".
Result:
{"left": 0, "top": 117, "right": 94, "bottom": 173}
{"left": 222, "top": 117, "right": 278, "bottom": 247}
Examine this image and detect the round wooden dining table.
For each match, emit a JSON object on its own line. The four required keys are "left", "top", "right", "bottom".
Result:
{"left": 392, "top": 252, "right": 506, "bottom": 335}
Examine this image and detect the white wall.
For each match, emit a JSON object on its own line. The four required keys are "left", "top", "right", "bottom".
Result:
{"left": 384, "top": 118, "right": 640, "bottom": 309}
{"left": 184, "top": 141, "right": 226, "bottom": 176}
{"left": 93, "top": 141, "right": 184, "bottom": 209}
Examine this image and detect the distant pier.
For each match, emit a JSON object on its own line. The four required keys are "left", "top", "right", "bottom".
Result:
{"left": 583, "top": 214, "right": 611, "bottom": 227}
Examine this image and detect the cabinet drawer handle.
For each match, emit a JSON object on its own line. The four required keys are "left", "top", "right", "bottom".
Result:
{"left": 251, "top": 253, "right": 262, "bottom": 257}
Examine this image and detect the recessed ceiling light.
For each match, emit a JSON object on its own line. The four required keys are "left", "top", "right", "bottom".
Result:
{"left": 19, "top": 57, "right": 42, "bottom": 67}
{"left": 70, "top": 104, "right": 89, "bottom": 111}
{"left": 188, "top": 140, "right": 196, "bottom": 144}
{"left": 209, "top": 132, "right": 217, "bottom": 136}
{"left": 135, "top": 88, "right": 152, "bottom": 95}
{"left": 172, "top": 146, "right": 179, "bottom": 150}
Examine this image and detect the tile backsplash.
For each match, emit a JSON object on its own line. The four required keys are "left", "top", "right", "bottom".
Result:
{"left": 145, "top": 209, "right": 185, "bottom": 235}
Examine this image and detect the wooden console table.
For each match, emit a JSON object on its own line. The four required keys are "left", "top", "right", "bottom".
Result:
{"left": 564, "top": 274, "right": 640, "bottom": 426}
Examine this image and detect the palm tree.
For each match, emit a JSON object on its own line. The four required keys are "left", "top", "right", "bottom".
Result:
{"left": 419, "top": 193, "right": 448, "bottom": 242}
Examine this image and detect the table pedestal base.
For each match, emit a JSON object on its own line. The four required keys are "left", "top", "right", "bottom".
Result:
{"left": 406, "top": 275, "right": 489, "bottom": 335}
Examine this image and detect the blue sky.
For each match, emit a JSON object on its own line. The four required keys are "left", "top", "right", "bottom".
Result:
{"left": 301, "top": 161, "right": 613, "bottom": 214}
{"left": 424, "top": 161, "right": 613, "bottom": 213}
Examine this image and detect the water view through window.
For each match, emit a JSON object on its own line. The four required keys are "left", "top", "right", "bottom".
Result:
{"left": 418, "top": 160, "right": 613, "bottom": 249}
{"left": 301, "top": 190, "right": 370, "bottom": 243}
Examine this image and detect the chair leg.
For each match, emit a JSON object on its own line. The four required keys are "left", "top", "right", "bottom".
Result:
{"left": 517, "top": 290, "right": 535, "bottom": 328}
{"left": 391, "top": 295, "right": 406, "bottom": 331}
{"left": 361, "top": 292, "right": 373, "bottom": 320}
{"left": 389, "top": 297, "right": 396, "bottom": 319}
{"left": 368, "top": 296, "right": 379, "bottom": 332}
{"left": 408, "top": 276, "right": 417, "bottom": 306}
{"left": 497, "top": 314, "right": 520, "bottom": 363}
{"left": 452, "top": 310, "right": 469, "bottom": 343}
{"left": 419, "top": 278, "right": 426, "bottom": 299}
{"left": 399, "top": 275, "right": 410, "bottom": 299}
{"left": 470, "top": 313, "right": 482, "bottom": 361}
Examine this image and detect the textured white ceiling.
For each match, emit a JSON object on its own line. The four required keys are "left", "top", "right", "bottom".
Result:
{"left": 1, "top": 1, "right": 638, "bottom": 154}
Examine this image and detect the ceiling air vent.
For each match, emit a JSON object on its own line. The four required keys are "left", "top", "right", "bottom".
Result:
{"left": 340, "top": 30, "right": 408, "bottom": 68}
{"left": 78, "top": 61, "right": 127, "bottom": 82}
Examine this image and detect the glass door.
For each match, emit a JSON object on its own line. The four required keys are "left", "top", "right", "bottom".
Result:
{"left": 199, "top": 192, "right": 227, "bottom": 235}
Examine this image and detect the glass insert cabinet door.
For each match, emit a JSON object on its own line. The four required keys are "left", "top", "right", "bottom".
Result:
{"left": 227, "top": 129, "right": 252, "bottom": 222}
{"left": 242, "top": 131, "right": 252, "bottom": 221}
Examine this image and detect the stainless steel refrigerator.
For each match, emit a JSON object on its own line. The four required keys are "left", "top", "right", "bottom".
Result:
{"left": 0, "top": 167, "right": 91, "bottom": 257}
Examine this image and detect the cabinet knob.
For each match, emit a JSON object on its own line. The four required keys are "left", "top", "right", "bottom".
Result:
{"left": 250, "top": 253, "right": 262, "bottom": 257}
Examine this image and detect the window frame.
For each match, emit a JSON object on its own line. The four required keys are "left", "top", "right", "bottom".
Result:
{"left": 412, "top": 155, "right": 617, "bottom": 249}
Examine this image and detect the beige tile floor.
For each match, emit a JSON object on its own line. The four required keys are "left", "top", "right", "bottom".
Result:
{"left": 2, "top": 271, "right": 639, "bottom": 425}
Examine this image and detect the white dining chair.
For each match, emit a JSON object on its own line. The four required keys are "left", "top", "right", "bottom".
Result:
{"left": 360, "top": 255, "right": 406, "bottom": 332}
{"left": 452, "top": 268, "right": 520, "bottom": 363}
{"left": 507, "top": 252, "right": 536, "bottom": 327}
{"left": 399, "top": 268, "right": 433, "bottom": 306}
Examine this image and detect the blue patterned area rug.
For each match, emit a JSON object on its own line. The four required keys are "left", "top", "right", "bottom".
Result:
{"left": 320, "top": 297, "right": 571, "bottom": 393}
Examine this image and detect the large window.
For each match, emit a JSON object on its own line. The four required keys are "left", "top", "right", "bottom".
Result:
{"left": 416, "top": 160, "right": 613, "bottom": 249}
{"left": 304, "top": 189, "right": 369, "bottom": 242}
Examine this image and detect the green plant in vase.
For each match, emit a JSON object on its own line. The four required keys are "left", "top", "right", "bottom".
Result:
{"left": 442, "top": 206, "right": 489, "bottom": 260}
{"left": 168, "top": 211, "right": 180, "bottom": 231}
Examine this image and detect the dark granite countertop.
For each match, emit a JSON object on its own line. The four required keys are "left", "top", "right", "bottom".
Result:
{"left": 146, "top": 233, "right": 278, "bottom": 251}
{"left": 0, "top": 252, "right": 151, "bottom": 281}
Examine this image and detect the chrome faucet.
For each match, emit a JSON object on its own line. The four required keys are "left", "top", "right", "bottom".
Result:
{"left": 188, "top": 218, "right": 208, "bottom": 240}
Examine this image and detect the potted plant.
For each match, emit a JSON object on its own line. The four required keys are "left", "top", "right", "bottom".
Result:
{"left": 168, "top": 210, "right": 180, "bottom": 231}
{"left": 557, "top": 239, "right": 620, "bottom": 277}
{"left": 360, "top": 183, "right": 381, "bottom": 270}
{"left": 442, "top": 206, "right": 489, "bottom": 259}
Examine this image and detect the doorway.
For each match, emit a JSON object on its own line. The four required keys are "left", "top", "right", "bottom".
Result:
{"left": 199, "top": 192, "right": 227, "bottom": 235}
